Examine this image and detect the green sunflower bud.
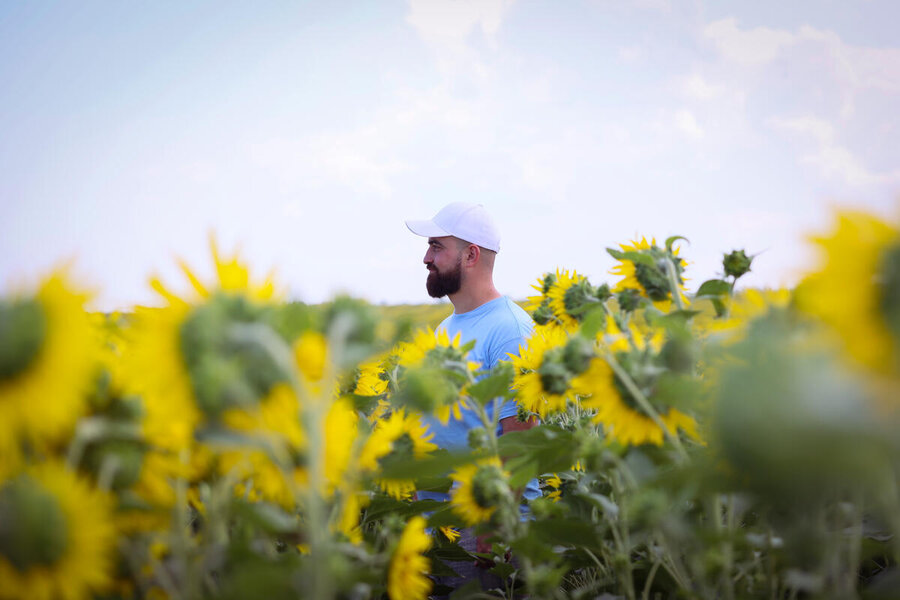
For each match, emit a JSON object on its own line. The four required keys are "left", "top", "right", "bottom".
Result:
{"left": 531, "top": 302, "right": 554, "bottom": 326}
{"left": 563, "top": 336, "right": 594, "bottom": 375}
{"left": 180, "top": 295, "right": 285, "bottom": 417}
{"left": 467, "top": 427, "right": 489, "bottom": 450}
{"left": 0, "top": 475, "right": 69, "bottom": 570}
{"left": 616, "top": 289, "right": 641, "bottom": 313}
{"left": 563, "top": 279, "right": 597, "bottom": 318}
{"left": 399, "top": 367, "right": 457, "bottom": 414}
{"left": 540, "top": 273, "right": 557, "bottom": 295}
{"left": 660, "top": 336, "right": 695, "bottom": 374}
{"left": 594, "top": 283, "right": 612, "bottom": 302}
{"left": 323, "top": 295, "right": 377, "bottom": 346}
{"left": 0, "top": 298, "right": 46, "bottom": 381}
{"left": 83, "top": 440, "right": 146, "bottom": 491}
{"left": 471, "top": 464, "right": 509, "bottom": 509}
{"left": 634, "top": 262, "right": 670, "bottom": 301}
{"left": 538, "top": 358, "right": 570, "bottom": 396}
{"left": 879, "top": 243, "right": 900, "bottom": 342}
{"left": 723, "top": 249, "right": 753, "bottom": 279}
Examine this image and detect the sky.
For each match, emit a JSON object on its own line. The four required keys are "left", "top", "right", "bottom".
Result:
{"left": 1, "top": 0, "right": 898, "bottom": 310}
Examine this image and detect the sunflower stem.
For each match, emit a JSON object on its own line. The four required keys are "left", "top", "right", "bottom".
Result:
{"left": 604, "top": 352, "right": 689, "bottom": 462}
{"left": 664, "top": 257, "right": 686, "bottom": 311}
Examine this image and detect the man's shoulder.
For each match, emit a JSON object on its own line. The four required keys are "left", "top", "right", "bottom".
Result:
{"left": 486, "top": 297, "right": 533, "bottom": 338}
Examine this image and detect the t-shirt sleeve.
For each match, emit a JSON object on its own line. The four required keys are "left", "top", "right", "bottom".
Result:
{"left": 494, "top": 335, "right": 529, "bottom": 420}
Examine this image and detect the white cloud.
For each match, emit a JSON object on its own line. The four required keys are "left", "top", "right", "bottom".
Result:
{"left": 681, "top": 72, "right": 724, "bottom": 101}
{"left": 703, "top": 18, "right": 795, "bottom": 66}
{"left": 617, "top": 45, "right": 643, "bottom": 63}
{"left": 405, "top": 0, "right": 516, "bottom": 76}
{"left": 771, "top": 115, "right": 900, "bottom": 187}
{"left": 674, "top": 109, "right": 704, "bottom": 139}
{"left": 406, "top": 0, "right": 515, "bottom": 46}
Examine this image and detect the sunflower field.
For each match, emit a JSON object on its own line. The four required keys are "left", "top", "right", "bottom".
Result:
{"left": 1, "top": 207, "right": 899, "bottom": 600}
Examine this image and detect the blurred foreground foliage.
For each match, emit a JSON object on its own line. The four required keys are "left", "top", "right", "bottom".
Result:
{"left": 0, "top": 209, "right": 899, "bottom": 600}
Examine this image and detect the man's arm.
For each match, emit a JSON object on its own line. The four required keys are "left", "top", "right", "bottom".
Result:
{"left": 499, "top": 414, "right": 538, "bottom": 434}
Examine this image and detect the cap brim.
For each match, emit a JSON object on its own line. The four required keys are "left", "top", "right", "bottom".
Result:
{"left": 405, "top": 219, "right": 451, "bottom": 238}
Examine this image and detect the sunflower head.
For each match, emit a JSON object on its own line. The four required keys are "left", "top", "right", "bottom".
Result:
{"left": 0, "top": 463, "right": 115, "bottom": 600}
{"left": 387, "top": 515, "right": 432, "bottom": 600}
{"left": 450, "top": 457, "right": 511, "bottom": 526}
{"left": 0, "top": 271, "right": 98, "bottom": 459}
{"left": 0, "top": 474, "right": 69, "bottom": 570}
{"left": 351, "top": 360, "right": 390, "bottom": 397}
{"left": 795, "top": 211, "right": 900, "bottom": 375}
{"left": 511, "top": 326, "right": 584, "bottom": 418}
{"left": 178, "top": 293, "right": 287, "bottom": 418}
{"left": 392, "top": 328, "right": 477, "bottom": 420}
{"left": 609, "top": 237, "right": 689, "bottom": 309}
{"left": 546, "top": 269, "right": 591, "bottom": 332}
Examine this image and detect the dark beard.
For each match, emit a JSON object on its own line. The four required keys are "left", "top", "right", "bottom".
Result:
{"left": 426, "top": 257, "right": 462, "bottom": 298}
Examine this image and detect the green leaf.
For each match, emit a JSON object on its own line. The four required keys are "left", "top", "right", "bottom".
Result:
{"left": 377, "top": 449, "right": 477, "bottom": 480}
{"left": 665, "top": 235, "right": 689, "bottom": 253}
{"left": 362, "top": 497, "right": 445, "bottom": 522}
{"left": 528, "top": 518, "right": 603, "bottom": 549}
{"left": 695, "top": 279, "right": 732, "bottom": 298}
{"left": 712, "top": 297, "right": 727, "bottom": 318}
{"left": 426, "top": 504, "right": 466, "bottom": 528}
{"left": 234, "top": 500, "right": 299, "bottom": 535}
{"left": 490, "top": 560, "right": 517, "bottom": 580}
{"left": 606, "top": 247, "right": 626, "bottom": 260}
{"left": 506, "top": 457, "right": 540, "bottom": 489}
{"left": 466, "top": 368, "right": 514, "bottom": 406}
{"left": 579, "top": 306, "right": 607, "bottom": 339}
{"left": 645, "top": 309, "right": 700, "bottom": 332}
{"left": 621, "top": 251, "right": 657, "bottom": 267}
{"left": 498, "top": 426, "right": 578, "bottom": 477}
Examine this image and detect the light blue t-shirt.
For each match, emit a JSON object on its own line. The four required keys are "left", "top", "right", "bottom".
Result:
{"left": 418, "top": 296, "right": 541, "bottom": 503}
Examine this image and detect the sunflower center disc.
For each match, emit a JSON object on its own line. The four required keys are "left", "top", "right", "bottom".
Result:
{"left": 0, "top": 476, "right": 69, "bottom": 570}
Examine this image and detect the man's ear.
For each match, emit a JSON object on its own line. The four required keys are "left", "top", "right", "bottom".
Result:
{"left": 465, "top": 243, "right": 480, "bottom": 266}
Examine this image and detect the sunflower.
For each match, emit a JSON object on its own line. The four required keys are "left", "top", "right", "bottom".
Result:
{"left": 394, "top": 327, "right": 478, "bottom": 372}
{"left": 699, "top": 289, "right": 792, "bottom": 344}
{"left": 359, "top": 410, "right": 437, "bottom": 499}
{"left": 0, "top": 462, "right": 116, "bottom": 600}
{"left": 293, "top": 330, "right": 328, "bottom": 386}
{"left": 322, "top": 397, "right": 359, "bottom": 495}
{"left": 510, "top": 326, "right": 580, "bottom": 417}
{"left": 449, "top": 456, "right": 509, "bottom": 526}
{"left": 577, "top": 357, "right": 699, "bottom": 446}
{"left": 123, "top": 238, "right": 283, "bottom": 452}
{"left": 438, "top": 526, "right": 460, "bottom": 543}
{"left": 0, "top": 271, "right": 98, "bottom": 463}
{"left": 600, "top": 313, "right": 665, "bottom": 354}
{"left": 336, "top": 489, "right": 370, "bottom": 544}
{"left": 387, "top": 515, "right": 432, "bottom": 600}
{"left": 795, "top": 211, "right": 900, "bottom": 375}
{"left": 218, "top": 383, "right": 306, "bottom": 507}
{"left": 354, "top": 360, "right": 389, "bottom": 397}
{"left": 543, "top": 473, "right": 562, "bottom": 502}
{"left": 610, "top": 237, "right": 689, "bottom": 310}
{"left": 393, "top": 328, "right": 478, "bottom": 423}
{"left": 546, "top": 269, "right": 589, "bottom": 333}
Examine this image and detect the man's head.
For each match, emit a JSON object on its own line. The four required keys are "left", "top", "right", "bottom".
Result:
{"left": 406, "top": 203, "right": 500, "bottom": 299}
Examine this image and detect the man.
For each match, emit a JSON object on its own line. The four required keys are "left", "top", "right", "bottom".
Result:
{"left": 405, "top": 202, "right": 539, "bottom": 592}
{"left": 405, "top": 202, "right": 538, "bottom": 444}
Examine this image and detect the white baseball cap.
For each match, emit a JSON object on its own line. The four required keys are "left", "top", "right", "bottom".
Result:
{"left": 405, "top": 202, "right": 501, "bottom": 253}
